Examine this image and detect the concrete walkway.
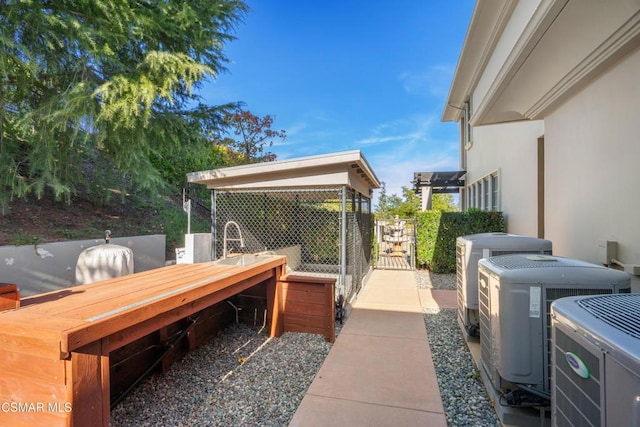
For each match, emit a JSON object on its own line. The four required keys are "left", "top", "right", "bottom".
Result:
{"left": 289, "top": 269, "right": 456, "bottom": 426}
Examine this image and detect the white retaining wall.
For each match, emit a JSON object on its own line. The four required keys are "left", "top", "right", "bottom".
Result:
{"left": 0, "top": 235, "right": 166, "bottom": 297}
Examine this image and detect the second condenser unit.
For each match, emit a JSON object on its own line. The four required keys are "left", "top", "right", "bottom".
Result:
{"left": 551, "top": 294, "right": 640, "bottom": 427}
{"left": 477, "top": 254, "right": 630, "bottom": 400}
{"left": 455, "top": 233, "right": 552, "bottom": 336}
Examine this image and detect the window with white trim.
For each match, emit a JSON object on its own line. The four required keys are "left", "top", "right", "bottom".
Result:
{"left": 460, "top": 120, "right": 467, "bottom": 170}
{"left": 491, "top": 174, "right": 499, "bottom": 211}
{"left": 472, "top": 181, "right": 478, "bottom": 209}
{"left": 466, "top": 171, "right": 500, "bottom": 211}
{"left": 483, "top": 178, "right": 490, "bottom": 211}
{"left": 464, "top": 99, "right": 472, "bottom": 147}
{"left": 460, "top": 98, "right": 473, "bottom": 171}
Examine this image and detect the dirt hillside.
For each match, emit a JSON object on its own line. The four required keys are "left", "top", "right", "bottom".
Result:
{"left": 0, "top": 194, "right": 168, "bottom": 249}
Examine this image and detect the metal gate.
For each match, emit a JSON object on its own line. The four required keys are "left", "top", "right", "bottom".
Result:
{"left": 374, "top": 218, "right": 415, "bottom": 270}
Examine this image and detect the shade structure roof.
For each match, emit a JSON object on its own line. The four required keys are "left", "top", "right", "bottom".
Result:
{"left": 187, "top": 150, "right": 381, "bottom": 197}
{"left": 412, "top": 171, "right": 466, "bottom": 194}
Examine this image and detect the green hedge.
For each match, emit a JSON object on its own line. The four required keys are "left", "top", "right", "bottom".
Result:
{"left": 416, "top": 210, "right": 505, "bottom": 273}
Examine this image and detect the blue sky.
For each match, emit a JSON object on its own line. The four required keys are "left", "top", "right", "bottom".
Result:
{"left": 201, "top": 1, "right": 475, "bottom": 203}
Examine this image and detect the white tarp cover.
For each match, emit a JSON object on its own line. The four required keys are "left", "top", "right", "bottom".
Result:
{"left": 75, "top": 244, "right": 134, "bottom": 285}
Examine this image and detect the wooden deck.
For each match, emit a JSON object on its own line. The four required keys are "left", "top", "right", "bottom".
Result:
{"left": 0, "top": 256, "right": 335, "bottom": 427}
{"left": 376, "top": 254, "right": 413, "bottom": 270}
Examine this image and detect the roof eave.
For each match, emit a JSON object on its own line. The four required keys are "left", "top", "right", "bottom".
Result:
{"left": 442, "top": 0, "right": 518, "bottom": 122}
{"left": 187, "top": 150, "right": 381, "bottom": 194}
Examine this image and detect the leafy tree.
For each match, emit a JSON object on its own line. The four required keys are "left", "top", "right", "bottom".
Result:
{"left": 0, "top": 0, "right": 248, "bottom": 211}
{"left": 396, "top": 187, "right": 421, "bottom": 218}
{"left": 216, "top": 108, "right": 286, "bottom": 164}
{"left": 375, "top": 184, "right": 458, "bottom": 218}
{"left": 374, "top": 182, "right": 403, "bottom": 219}
{"left": 149, "top": 103, "right": 240, "bottom": 189}
{"left": 431, "top": 193, "right": 457, "bottom": 212}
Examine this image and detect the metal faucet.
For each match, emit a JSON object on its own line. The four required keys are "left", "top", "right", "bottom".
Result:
{"left": 223, "top": 221, "right": 245, "bottom": 258}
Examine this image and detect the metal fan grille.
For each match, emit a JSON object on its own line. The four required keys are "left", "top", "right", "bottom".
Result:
{"left": 488, "top": 254, "right": 563, "bottom": 269}
{"left": 578, "top": 294, "right": 640, "bottom": 339}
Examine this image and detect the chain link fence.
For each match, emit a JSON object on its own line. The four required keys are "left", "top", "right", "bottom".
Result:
{"left": 211, "top": 187, "right": 372, "bottom": 305}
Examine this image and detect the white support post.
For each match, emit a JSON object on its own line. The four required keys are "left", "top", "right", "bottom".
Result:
{"left": 421, "top": 186, "right": 433, "bottom": 211}
{"left": 340, "top": 186, "right": 347, "bottom": 299}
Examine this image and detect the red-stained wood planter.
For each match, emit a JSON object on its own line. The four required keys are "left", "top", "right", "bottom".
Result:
{"left": 280, "top": 275, "right": 336, "bottom": 343}
{"left": 0, "top": 283, "right": 19, "bottom": 311}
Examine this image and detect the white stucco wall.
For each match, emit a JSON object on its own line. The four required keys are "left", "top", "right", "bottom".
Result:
{"left": 544, "top": 48, "right": 640, "bottom": 288}
{"left": 466, "top": 120, "right": 544, "bottom": 236}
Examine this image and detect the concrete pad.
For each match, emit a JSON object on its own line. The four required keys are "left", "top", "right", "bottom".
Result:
{"left": 290, "top": 270, "right": 450, "bottom": 427}
{"left": 356, "top": 285, "right": 421, "bottom": 308}
{"left": 467, "top": 338, "right": 481, "bottom": 367}
{"left": 355, "top": 270, "right": 422, "bottom": 310}
{"left": 290, "top": 394, "right": 447, "bottom": 427}
{"left": 340, "top": 308, "right": 428, "bottom": 340}
{"left": 431, "top": 289, "right": 457, "bottom": 308}
{"left": 362, "top": 270, "right": 417, "bottom": 290}
{"left": 362, "top": 279, "right": 418, "bottom": 291}
{"left": 306, "top": 333, "right": 444, "bottom": 414}
{"left": 418, "top": 288, "right": 457, "bottom": 310}
{"left": 351, "top": 302, "right": 424, "bottom": 313}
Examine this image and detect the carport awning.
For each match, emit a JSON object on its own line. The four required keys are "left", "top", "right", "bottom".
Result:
{"left": 412, "top": 171, "right": 466, "bottom": 193}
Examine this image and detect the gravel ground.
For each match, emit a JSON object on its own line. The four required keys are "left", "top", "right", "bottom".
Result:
{"left": 415, "top": 270, "right": 458, "bottom": 290}
{"left": 417, "top": 270, "right": 500, "bottom": 427}
{"left": 110, "top": 325, "right": 331, "bottom": 426}
{"left": 112, "top": 270, "right": 499, "bottom": 426}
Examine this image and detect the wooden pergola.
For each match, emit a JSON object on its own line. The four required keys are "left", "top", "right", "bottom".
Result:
{"left": 412, "top": 171, "right": 465, "bottom": 211}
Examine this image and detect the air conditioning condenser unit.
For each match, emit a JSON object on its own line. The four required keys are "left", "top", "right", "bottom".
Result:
{"left": 456, "top": 233, "right": 552, "bottom": 337}
{"left": 477, "top": 254, "right": 630, "bottom": 401}
{"left": 551, "top": 294, "right": 640, "bottom": 427}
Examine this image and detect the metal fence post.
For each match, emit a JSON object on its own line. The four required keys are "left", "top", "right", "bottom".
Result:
{"left": 340, "top": 185, "right": 347, "bottom": 302}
